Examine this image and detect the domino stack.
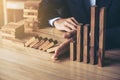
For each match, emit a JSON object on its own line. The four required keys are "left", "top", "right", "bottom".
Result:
{"left": 1, "top": 22, "right": 24, "bottom": 39}
{"left": 70, "top": 6, "right": 106, "bottom": 67}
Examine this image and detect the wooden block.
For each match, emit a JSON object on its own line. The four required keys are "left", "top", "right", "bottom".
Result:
{"left": 32, "top": 38, "right": 43, "bottom": 49}
{"left": 32, "top": 37, "right": 42, "bottom": 48}
{"left": 33, "top": 38, "right": 48, "bottom": 49}
{"left": 24, "top": 19, "right": 39, "bottom": 33}
{"left": 90, "top": 6, "right": 99, "bottom": 65}
{"left": 38, "top": 39, "right": 53, "bottom": 50}
{"left": 42, "top": 40, "right": 58, "bottom": 51}
{"left": 46, "top": 46, "right": 58, "bottom": 53}
{"left": 1, "top": 22, "right": 23, "bottom": 32}
{"left": 1, "top": 32, "right": 15, "bottom": 38}
{"left": 1, "top": 36, "right": 24, "bottom": 46}
{"left": 24, "top": 1, "right": 41, "bottom": 9}
{"left": 24, "top": 37, "right": 36, "bottom": 47}
{"left": 70, "top": 41, "right": 76, "bottom": 61}
{"left": 83, "top": 24, "right": 90, "bottom": 63}
{"left": 24, "top": 1, "right": 41, "bottom": 19}
{"left": 1, "top": 22, "right": 24, "bottom": 38}
{"left": 98, "top": 7, "right": 106, "bottom": 67}
{"left": 77, "top": 24, "right": 83, "bottom": 62}
{"left": 23, "top": 9, "right": 38, "bottom": 19}
{"left": 29, "top": 39, "right": 39, "bottom": 48}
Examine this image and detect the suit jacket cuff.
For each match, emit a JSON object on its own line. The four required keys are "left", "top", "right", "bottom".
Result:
{"left": 49, "top": 17, "right": 61, "bottom": 26}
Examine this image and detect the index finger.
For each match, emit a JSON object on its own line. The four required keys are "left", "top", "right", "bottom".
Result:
{"left": 70, "top": 17, "right": 79, "bottom": 25}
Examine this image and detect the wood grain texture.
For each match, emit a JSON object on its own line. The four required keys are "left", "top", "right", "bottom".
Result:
{"left": 29, "top": 39, "right": 39, "bottom": 48}
{"left": 38, "top": 39, "right": 53, "bottom": 50}
{"left": 70, "top": 41, "right": 76, "bottom": 61}
{"left": 0, "top": 38, "right": 120, "bottom": 80}
{"left": 1, "top": 22, "right": 24, "bottom": 38}
{"left": 83, "top": 24, "right": 90, "bottom": 63}
{"left": 34, "top": 38, "right": 48, "bottom": 49}
{"left": 24, "top": 37, "right": 36, "bottom": 47}
{"left": 32, "top": 37, "right": 42, "bottom": 48}
{"left": 77, "top": 24, "right": 83, "bottom": 62}
{"left": 43, "top": 40, "right": 57, "bottom": 51}
{"left": 90, "top": 6, "right": 99, "bottom": 65}
{"left": 46, "top": 46, "right": 58, "bottom": 53}
{"left": 98, "top": 7, "right": 106, "bottom": 67}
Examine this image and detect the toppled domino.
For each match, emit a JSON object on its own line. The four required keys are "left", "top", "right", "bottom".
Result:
{"left": 24, "top": 37, "right": 36, "bottom": 47}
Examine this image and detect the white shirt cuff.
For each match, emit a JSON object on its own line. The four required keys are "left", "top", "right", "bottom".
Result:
{"left": 49, "top": 17, "right": 61, "bottom": 26}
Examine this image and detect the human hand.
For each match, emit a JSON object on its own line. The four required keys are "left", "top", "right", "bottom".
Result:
{"left": 51, "top": 31, "right": 76, "bottom": 60}
{"left": 54, "top": 17, "right": 79, "bottom": 32}
{"left": 63, "top": 30, "right": 77, "bottom": 39}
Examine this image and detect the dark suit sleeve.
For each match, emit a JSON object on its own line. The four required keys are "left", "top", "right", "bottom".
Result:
{"left": 105, "top": 0, "right": 120, "bottom": 49}
{"left": 38, "top": 0, "right": 70, "bottom": 27}
{"left": 106, "top": 0, "right": 120, "bottom": 29}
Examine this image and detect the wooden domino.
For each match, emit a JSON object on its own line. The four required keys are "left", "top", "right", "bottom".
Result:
{"left": 38, "top": 39, "right": 53, "bottom": 50}
{"left": 29, "top": 39, "right": 39, "bottom": 48}
{"left": 70, "top": 41, "right": 76, "bottom": 61}
{"left": 77, "top": 24, "right": 83, "bottom": 62}
{"left": 24, "top": 37, "right": 36, "bottom": 47}
{"left": 90, "top": 6, "right": 99, "bottom": 65}
{"left": 33, "top": 38, "right": 48, "bottom": 49}
{"left": 98, "top": 7, "right": 106, "bottom": 67}
{"left": 42, "top": 40, "right": 58, "bottom": 51}
{"left": 32, "top": 37, "right": 42, "bottom": 48}
{"left": 83, "top": 24, "right": 90, "bottom": 63}
{"left": 46, "top": 46, "right": 58, "bottom": 53}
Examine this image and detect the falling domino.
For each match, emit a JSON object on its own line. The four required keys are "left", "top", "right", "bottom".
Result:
{"left": 32, "top": 37, "right": 42, "bottom": 48}
{"left": 39, "top": 39, "right": 53, "bottom": 50}
{"left": 24, "top": 37, "right": 36, "bottom": 47}
{"left": 43, "top": 40, "right": 58, "bottom": 51}
{"left": 33, "top": 38, "right": 48, "bottom": 49}
{"left": 29, "top": 39, "right": 39, "bottom": 48}
{"left": 46, "top": 46, "right": 58, "bottom": 53}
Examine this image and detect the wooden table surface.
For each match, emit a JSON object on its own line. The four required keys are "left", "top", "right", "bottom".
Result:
{"left": 0, "top": 38, "right": 120, "bottom": 80}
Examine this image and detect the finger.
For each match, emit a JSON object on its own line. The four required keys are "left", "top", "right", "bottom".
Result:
{"left": 66, "top": 19, "right": 77, "bottom": 29}
{"left": 70, "top": 35, "right": 76, "bottom": 41}
{"left": 63, "top": 32, "right": 71, "bottom": 39}
{"left": 63, "top": 30, "right": 77, "bottom": 39}
{"left": 55, "top": 23, "right": 71, "bottom": 32}
{"left": 70, "top": 30, "right": 77, "bottom": 36}
{"left": 52, "top": 48, "right": 60, "bottom": 60}
{"left": 52, "top": 39, "right": 72, "bottom": 59}
{"left": 63, "top": 24, "right": 72, "bottom": 32}
{"left": 65, "top": 20, "right": 77, "bottom": 30}
{"left": 70, "top": 17, "right": 79, "bottom": 25}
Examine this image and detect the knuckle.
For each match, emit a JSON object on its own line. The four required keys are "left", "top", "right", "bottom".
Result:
{"left": 70, "top": 17, "right": 74, "bottom": 19}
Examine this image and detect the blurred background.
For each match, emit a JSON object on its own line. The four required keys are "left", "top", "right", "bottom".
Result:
{"left": 0, "top": 0, "right": 39, "bottom": 28}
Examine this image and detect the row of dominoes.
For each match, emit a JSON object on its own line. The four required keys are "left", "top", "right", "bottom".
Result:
{"left": 24, "top": 36, "right": 59, "bottom": 52}
{"left": 70, "top": 6, "right": 106, "bottom": 67}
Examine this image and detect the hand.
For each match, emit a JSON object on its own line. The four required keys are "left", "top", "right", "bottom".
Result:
{"left": 54, "top": 17, "right": 79, "bottom": 32}
{"left": 51, "top": 31, "right": 76, "bottom": 60}
{"left": 63, "top": 30, "right": 77, "bottom": 39}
